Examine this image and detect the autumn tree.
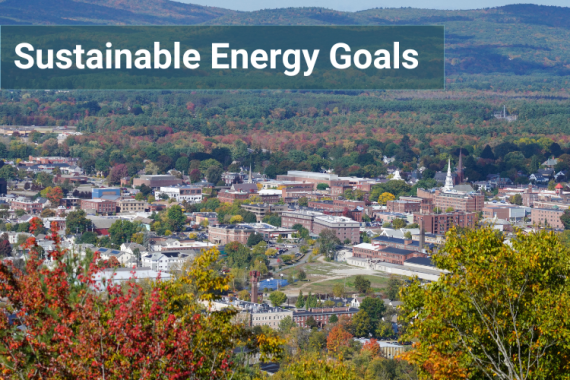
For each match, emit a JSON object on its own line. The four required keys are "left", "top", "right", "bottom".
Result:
{"left": 45, "top": 186, "right": 64, "bottom": 206}
{"left": 0, "top": 220, "right": 283, "bottom": 379}
{"left": 361, "top": 338, "right": 381, "bottom": 357}
{"left": 400, "top": 227, "right": 570, "bottom": 380}
{"left": 326, "top": 325, "right": 354, "bottom": 356}
{"left": 378, "top": 192, "right": 395, "bottom": 205}
{"left": 0, "top": 239, "right": 11, "bottom": 258}
{"left": 108, "top": 163, "right": 129, "bottom": 185}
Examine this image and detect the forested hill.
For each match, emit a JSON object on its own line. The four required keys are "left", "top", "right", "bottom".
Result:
{"left": 0, "top": 0, "right": 234, "bottom": 25}
{"left": 1, "top": 1, "right": 570, "bottom": 89}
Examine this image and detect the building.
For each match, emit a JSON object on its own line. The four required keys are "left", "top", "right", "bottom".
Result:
{"left": 92, "top": 188, "right": 121, "bottom": 199}
{"left": 386, "top": 200, "right": 421, "bottom": 214}
{"left": 208, "top": 224, "right": 256, "bottom": 245}
{"left": 482, "top": 204, "right": 526, "bottom": 222}
{"left": 155, "top": 185, "right": 203, "bottom": 203}
{"left": 313, "top": 215, "right": 360, "bottom": 243}
{"left": 132, "top": 175, "right": 182, "bottom": 189}
{"left": 293, "top": 307, "right": 359, "bottom": 328}
{"left": 277, "top": 171, "right": 341, "bottom": 188}
{"left": 413, "top": 211, "right": 477, "bottom": 234}
{"left": 433, "top": 191, "right": 485, "bottom": 213}
{"left": 281, "top": 183, "right": 315, "bottom": 201}
{"left": 116, "top": 199, "right": 147, "bottom": 213}
{"left": 281, "top": 209, "right": 360, "bottom": 243}
{"left": 217, "top": 189, "right": 250, "bottom": 204}
{"left": 80, "top": 199, "right": 117, "bottom": 215}
{"left": 28, "top": 156, "right": 79, "bottom": 165}
{"left": 352, "top": 243, "right": 425, "bottom": 265}
{"left": 530, "top": 208, "right": 565, "bottom": 229}
{"left": 192, "top": 212, "right": 218, "bottom": 226}
{"left": 11, "top": 198, "right": 44, "bottom": 213}
{"left": 54, "top": 174, "right": 88, "bottom": 184}
{"left": 207, "top": 298, "right": 293, "bottom": 329}
{"left": 240, "top": 203, "right": 288, "bottom": 222}
{"left": 141, "top": 251, "right": 193, "bottom": 272}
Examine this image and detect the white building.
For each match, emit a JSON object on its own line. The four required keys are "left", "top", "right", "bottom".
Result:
{"left": 141, "top": 251, "right": 193, "bottom": 272}
{"left": 154, "top": 185, "right": 203, "bottom": 203}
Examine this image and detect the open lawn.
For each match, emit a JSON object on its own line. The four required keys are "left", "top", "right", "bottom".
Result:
{"left": 276, "top": 257, "right": 398, "bottom": 297}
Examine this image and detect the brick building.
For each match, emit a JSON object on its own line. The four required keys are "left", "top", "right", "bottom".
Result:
{"left": 418, "top": 189, "right": 484, "bottom": 213}
{"left": 80, "top": 199, "right": 117, "bottom": 215}
{"left": 413, "top": 211, "right": 477, "bottom": 234}
{"left": 293, "top": 307, "right": 358, "bottom": 328}
{"left": 399, "top": 196, "right": 434, "bottom": 214}
{"left": 386, "top": 200, "right": 421, "bottom": 213}
{"left": 530, "top": 208, "right": 565, "bottom": 229}
{"left": 208, "top": 224, "right": 256, "bottom": 245}
{"left": 281, "top": 210, "right": 360, "bottom": 243}
{"left": 217, "top": 190, "right": 250, "bottom": 204}
{"left": 12, "top": 198, "right": 43, "bottom": 213}
{"left": 281, "top": 183, "right": 315, "bottom": 201}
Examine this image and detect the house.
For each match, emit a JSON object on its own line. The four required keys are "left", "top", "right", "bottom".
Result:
{"left": 141, "top": 251, "right": 193, "bottom": 272}
{"left": 350, "top": 295, "right": 365, "bottom": 308}
{"left": 96, "top": 247, "right": 136, "bottom": 266}
{"left": 120, "top": 242, "right": 147, "bottom": 255}
{"left": 529, "top": 174, "right": 549, "bottom": 184}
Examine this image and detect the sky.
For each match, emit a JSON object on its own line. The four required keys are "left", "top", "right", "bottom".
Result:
{"left": 176, "top": 0, "right": 569, "bottom": 12}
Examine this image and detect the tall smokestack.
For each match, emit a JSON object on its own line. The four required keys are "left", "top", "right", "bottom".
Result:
{"left": 250, "top": 270, "right": 260, "bottom": 303}
{"left": 419, "top": 218, "right": 425, "bottom": 251}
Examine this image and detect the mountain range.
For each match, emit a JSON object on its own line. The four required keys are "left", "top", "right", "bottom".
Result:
{"left": 1, "top": 0, "right": 569, "bottom": 87}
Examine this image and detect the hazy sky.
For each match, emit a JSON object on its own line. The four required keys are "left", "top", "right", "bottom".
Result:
{"left": 177, "top": 0, "right": 569, "bottom": 12}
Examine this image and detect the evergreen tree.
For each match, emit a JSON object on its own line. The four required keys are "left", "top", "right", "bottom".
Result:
{"left": 295, "top": 290, "right": 305, "bottom": 309}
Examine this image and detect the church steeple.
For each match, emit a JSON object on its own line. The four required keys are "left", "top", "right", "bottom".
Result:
{"left": 247, "top": 163, "right": 252, "bottom": 184}
{"left": 443, "top": 158, "right": 454, "bottom": 192}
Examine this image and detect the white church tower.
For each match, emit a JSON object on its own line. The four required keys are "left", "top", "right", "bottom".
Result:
{"left": 443, "top": 158, "right": 454, "bottom": 192}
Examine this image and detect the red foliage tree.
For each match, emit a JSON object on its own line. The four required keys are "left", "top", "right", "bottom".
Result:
{"left": 0, "top": 220, "right": 282, "bottom": 378}
{"left": 108, "top": 164, "right": 129, "bottom": 185}
{"left": 189, "top": 168, "right": 201, "bottom": 183}
{"left": 362, "top": 338, "right": 381, "bottom": 357}
{"left": 45, "top": 186, "right": 64, "bottom": 206}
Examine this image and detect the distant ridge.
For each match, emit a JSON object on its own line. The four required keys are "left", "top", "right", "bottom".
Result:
{"left": 0, "top": 1, "right": 569, "bottom": 78}
{"left": 0, "top": 0, "right": 234, "bottom": 25}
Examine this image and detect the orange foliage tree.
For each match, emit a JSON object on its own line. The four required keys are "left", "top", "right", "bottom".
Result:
{"left": 0, "top": 220, "right": 283, "bottom": 378}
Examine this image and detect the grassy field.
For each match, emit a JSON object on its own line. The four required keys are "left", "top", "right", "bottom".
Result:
{"left": 277, "top": 257, "right": 396, "bottom": 297}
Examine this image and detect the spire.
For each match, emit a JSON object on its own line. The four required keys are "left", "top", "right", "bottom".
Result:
{"left": 248, "top": 163, "right": 252, "bottom": 184}
{"left": 443, "top": 158, "right": 454, "bottom": 191}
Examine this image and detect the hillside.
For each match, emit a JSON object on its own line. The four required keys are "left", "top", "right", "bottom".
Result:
{"left": 0, "top": 0, "right": 234, "bottom": 25}
{"left": 0, "top": 1, "right": 569, "bottom": 90}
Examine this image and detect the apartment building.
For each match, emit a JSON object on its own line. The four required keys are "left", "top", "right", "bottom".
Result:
{"left": 413, "top": 211, "right": 477, "bottom": 234}
{"left": 530, "top": 208, "right": 565, "bottom": 229}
